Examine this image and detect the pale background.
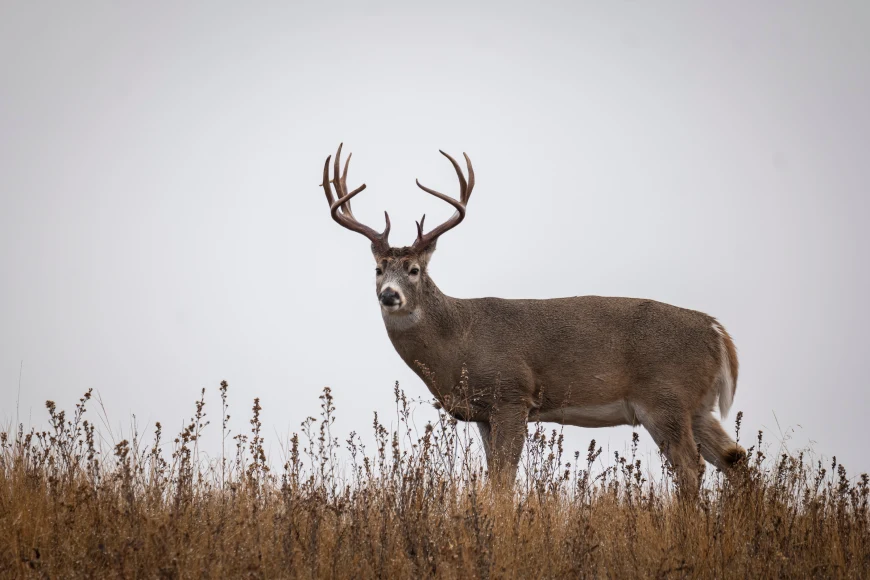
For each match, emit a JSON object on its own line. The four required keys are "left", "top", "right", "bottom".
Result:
{"left": 1, "top": 1, "right": 868, "bottom": 473}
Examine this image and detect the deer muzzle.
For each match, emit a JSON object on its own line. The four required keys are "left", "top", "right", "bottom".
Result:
{"left": 379, "top": 288, "right": 402, "bottom": 309}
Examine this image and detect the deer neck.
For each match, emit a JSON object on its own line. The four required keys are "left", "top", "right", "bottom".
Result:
{"left": 381, "top": 278, "right": 461, "bottom": 346}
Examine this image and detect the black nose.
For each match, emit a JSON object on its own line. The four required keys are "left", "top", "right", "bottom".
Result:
{"left": 379, "top": 289, "right": 401, "bottom": 306}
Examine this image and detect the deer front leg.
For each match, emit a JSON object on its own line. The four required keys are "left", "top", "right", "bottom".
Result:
{"left": 485, "top": 404, "right": 529, "bottom": 487}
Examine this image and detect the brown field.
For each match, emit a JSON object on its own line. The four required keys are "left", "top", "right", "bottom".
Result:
{"left": 1, "top": 382, "right": 868, "bottom": 579}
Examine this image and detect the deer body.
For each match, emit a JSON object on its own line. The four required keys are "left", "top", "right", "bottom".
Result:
{"left": 319, "top": 144, "right": 745, "bottom": 492}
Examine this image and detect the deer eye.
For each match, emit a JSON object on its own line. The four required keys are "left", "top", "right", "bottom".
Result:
{"left": 409, "top": 267, "right": 420, "bottom": 276}
{"left": 375, "top": 268, "right": 383, "bottom": 276}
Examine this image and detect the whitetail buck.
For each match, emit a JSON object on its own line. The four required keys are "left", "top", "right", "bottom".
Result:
{"left": 319, "top": 144, "right": 745, "bottom": 492}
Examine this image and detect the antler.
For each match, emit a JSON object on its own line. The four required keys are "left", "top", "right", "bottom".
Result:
{"left": 412, "top": 150, "right": 475, "bottom": 251}
{"left": 321, "top": 143, "right": 391, "bottom": 253}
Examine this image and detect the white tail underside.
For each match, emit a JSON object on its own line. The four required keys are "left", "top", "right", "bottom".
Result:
{"left": 712, "top": 323, "right": 736, "bottom": 417}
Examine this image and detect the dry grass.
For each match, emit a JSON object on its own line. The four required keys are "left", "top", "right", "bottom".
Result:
{"left": 1, "top": 382, "right": 868, "bottom": 579}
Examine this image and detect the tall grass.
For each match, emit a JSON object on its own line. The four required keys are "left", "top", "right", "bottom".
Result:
{"left": 1, "top": 382, "right": 867, "bottom": 578}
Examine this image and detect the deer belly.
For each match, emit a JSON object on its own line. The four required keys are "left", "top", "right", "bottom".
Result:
{"left": 533, "top": 401, "right": 634, "bottom": 428}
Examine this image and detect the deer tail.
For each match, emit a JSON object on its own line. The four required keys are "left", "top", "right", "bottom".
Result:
{"left": 711, "top": 320, "right": 739, "bottom": 417}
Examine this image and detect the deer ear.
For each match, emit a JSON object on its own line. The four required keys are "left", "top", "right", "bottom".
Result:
{"left": 417, "top": 239, "right": 437, "bottom": 265}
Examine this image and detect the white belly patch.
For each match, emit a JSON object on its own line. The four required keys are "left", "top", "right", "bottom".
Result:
{"left": 533, "top": 401, "right": 635, "bottom": 428}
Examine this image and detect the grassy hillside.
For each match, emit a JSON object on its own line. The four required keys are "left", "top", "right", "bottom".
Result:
{"left": 1, "top": 383, "right": 867, "bottom": 578}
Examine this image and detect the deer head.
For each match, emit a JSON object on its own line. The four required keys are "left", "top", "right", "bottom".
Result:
{"left": 320, "top": 143, "right": 474, "bottom": 320}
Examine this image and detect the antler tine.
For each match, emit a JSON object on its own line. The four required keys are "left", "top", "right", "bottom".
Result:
{"left": 463, "top": 152, "right": 475, "bottom": 203}
{"left": 439, "top": 150, "right": 468, "bottom": 200}
{"left": 413, "top": 151, "right": 475, "bottom": 250}
{"left": 322, "top": 155, "right": 336, "bottom": 206}
{"left": 415, "top": 214, "right": 426, "bottom": 241}
{"left": 332, "top": 144, "right": 353, "bottom": 216}
{"left": 320, "top": 143, "right": 391, "bottom": 252}
{"left": 340, "top": 152, "right": 355, "bottom": 218}
{"left": 415, "top": 179, "right": 467, "bottom": 214}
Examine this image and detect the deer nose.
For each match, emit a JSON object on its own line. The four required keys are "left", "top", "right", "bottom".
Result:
{"left": 379, "top": 289, "right": 402, "bottom": 307}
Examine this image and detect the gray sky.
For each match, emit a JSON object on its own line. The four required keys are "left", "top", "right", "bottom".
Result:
{"left": 1, "top": 1, "right": 868, "bottom": 473}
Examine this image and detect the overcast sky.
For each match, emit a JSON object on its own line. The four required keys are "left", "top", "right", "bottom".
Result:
{"left": 1, "top": 1, "right": 868, "bottom": 474}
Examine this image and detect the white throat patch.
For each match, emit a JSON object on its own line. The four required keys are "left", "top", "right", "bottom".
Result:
{"left": 382, "top": 307, "right": 422, "bottom": 332}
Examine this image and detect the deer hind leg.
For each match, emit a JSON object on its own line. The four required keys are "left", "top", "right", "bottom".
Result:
{"left": 486, "top": 404, "right": 529, "bottom": 487}
{"left": 692, "top": 412, "right": 746, "bottom": 472}
{"left": 636, "top": 406, "right": 703, "bottom": 496}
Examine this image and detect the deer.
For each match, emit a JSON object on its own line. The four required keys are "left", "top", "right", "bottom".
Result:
{"left": 318, "top": 143, "right": 745, "bottom": 493}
